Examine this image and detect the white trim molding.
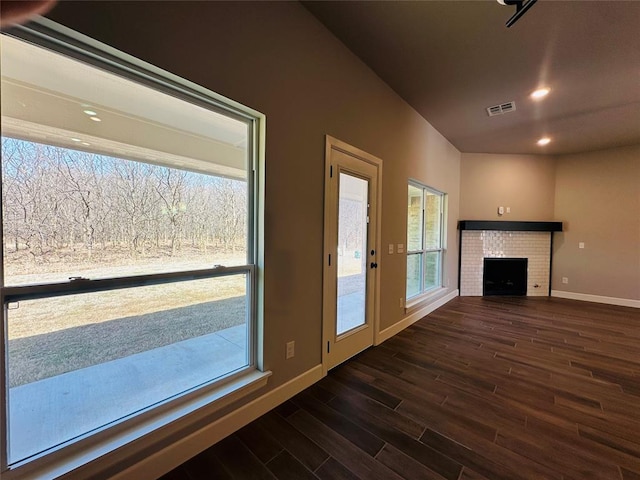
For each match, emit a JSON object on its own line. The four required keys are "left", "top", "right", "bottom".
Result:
{"left": 376, "top": 289, "right": 459, "bottom": 345}
{"left": 110, "top": 365, "right": 324, "bottom": 480}
{"left": 551, "top": 290, "right": 640, "bottom": 309}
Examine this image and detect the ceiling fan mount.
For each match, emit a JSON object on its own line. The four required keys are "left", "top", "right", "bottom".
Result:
{"left": 497, "top": 0, "right": 538, "bottom": 27}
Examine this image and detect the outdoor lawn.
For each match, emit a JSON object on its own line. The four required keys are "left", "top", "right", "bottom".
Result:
{"left": 6, "top": 251, "right": 247, "bottom": 388}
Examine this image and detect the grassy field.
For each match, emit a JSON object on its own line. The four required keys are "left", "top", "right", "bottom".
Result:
{"left": 6, "top": 251, "right": 248, "bottom": 387}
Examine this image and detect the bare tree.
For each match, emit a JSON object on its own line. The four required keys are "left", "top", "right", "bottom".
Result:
{"left": 211, "top": 178, "right": 247, "bottom": 253}
{"left": 154, "top": 167, "right": 188, "bottom": 256}
{"left": 110, "top": 159, "right": 159, "bottom": 256}
{"left": 1, "top": 137, "right": 249, "bottom": 268}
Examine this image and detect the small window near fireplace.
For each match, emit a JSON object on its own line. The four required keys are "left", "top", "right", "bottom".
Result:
{"left": 483, "top": 258, "right": 528, "bottom": 296}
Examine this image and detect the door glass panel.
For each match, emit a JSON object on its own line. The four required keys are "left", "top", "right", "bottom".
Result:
{"left": 336, "top": 173, "right": 368, "bottom": 335}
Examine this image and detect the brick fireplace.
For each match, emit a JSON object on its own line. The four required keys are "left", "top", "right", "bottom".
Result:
{"left": 458, "top": 221, "right": 563, "bottom": 297}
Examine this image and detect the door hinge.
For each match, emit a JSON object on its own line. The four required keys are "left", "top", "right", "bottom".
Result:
{"left": 328, "top": 254, "right": 331, "bottom": 266}
{"left": 330, "top": 165, "right": 333, "bottom": 178}
{"left": 327, "top": 341, "right": 330, "bottom": 353}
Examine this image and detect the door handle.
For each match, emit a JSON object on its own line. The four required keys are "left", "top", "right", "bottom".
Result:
{"left": 370, "top": 262, "right": 378, "bottom": 269}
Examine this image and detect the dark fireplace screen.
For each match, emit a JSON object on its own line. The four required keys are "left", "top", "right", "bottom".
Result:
{"left": 483, "top": 258, "right": 528, "bottom": 296}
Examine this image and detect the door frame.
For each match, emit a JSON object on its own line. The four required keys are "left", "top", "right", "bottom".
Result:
{"left": 322, "top": 136, "right": 383, "bottom": 375}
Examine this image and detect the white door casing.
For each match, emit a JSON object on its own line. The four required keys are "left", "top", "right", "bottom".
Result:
{"left": 322, "top": 136, "right": 382, "bottom": 373}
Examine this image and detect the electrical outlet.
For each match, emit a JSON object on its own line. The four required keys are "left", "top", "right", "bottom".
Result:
{"left": 562, "top": 277, "right": 569, "bottom": 284}
{"left": 399, "top": 297, "right": 404, "bottom": 308}
{"left": 286, "top": 341, "right": 295, "bottom": 359}
{"left": 388, "top": 244, "right": 394, "bottom": 254}
{"left": 579, "top": 242, "right": 585, "bottom": 249}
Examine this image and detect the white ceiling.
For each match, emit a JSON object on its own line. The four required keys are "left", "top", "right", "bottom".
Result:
{"left": 304, "top": 1, "right": 640, "bottom": 155}
{"left": 1, "top": 35, "right": 248, "bottom": 179}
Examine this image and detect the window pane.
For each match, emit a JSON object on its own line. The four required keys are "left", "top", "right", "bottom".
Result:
{"left": 1, "top": 34, "right": 259, "bottom": 468}
{"left": 406, "top": 253, "right": 422, "bottom": 298}
{"left": 1, "top": 138, "right": 248, "bottom": 286}
{"left": 7, "top": 274, "right": 248, "bottom": 463}
{"left": 424, "top": 191, "right": 442, "bottom": 250}
{"left": 407, "top": 185, "right": 423, "bottom": 251}
{"left": 423, "top": 251, "right": 441, "bottom": 291}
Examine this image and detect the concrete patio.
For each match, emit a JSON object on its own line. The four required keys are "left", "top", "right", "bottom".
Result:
{"left": 8, "top": 324, "right": 247, "bottom": 464}
{"left": 337, "top": 272, "right": 366, "bottom": 335}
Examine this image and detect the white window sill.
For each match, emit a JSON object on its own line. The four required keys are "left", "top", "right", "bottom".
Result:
{"left": 405, "top": 287, "right": 448, "bottom": 314}
{"left": 6, "top": 369, "right": 272, "bottom": 480}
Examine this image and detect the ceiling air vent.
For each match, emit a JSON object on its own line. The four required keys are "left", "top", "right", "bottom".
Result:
{"left": 486, "top": 101, "right": 516, "bottom": 117}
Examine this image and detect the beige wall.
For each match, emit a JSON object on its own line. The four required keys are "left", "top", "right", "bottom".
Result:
{"left": 552, "top": 145, "right": 640, "bottom": 300}
{"left": 45, "top": 1, "right": 460, "bottom": 399}
{"left": 460, "top": 153, "right": 556, "bottom": 220}
{"left": 459, "top": 147, "right": 640, "bottom": 302}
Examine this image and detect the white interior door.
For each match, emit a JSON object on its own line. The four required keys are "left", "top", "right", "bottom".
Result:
{"left": 323, "top": 137, "right": 381, "bottom": 371}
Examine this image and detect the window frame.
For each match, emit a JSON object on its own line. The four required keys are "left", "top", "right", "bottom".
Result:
{"left": 406, "top": 180, "right": 445, "bottom": 301}
{"left": 0, "top": 17, "right": 266, "bottom": 478}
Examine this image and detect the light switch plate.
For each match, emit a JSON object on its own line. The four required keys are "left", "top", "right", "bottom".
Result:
{"left": 397, "top": 244, "right": 404, "bottom": 254}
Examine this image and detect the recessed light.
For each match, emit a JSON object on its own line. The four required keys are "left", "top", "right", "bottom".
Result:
{"left": 81, "top": 142, "right": 91, "bottom": 146}
{"left": 71, "top": 138, "right": 81, "bottom": 142}
{"left": 83, "top": 109, "right": 97, "bottom": 116}
{"left": 537, "top": 137, "right": 551, "bottom": 146}
{"left": 531, "top": 88, "right": 550, "bottom": 99}
{"left": 90, "top": 117, "right": 102, "bottom": 122}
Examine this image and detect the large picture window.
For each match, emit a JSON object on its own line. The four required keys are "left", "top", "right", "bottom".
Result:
{"left": 406, "top": 182, "right": 445, "bottom": 300}
{"left": 1, "top": 26, "right": 263, "bottom": 474}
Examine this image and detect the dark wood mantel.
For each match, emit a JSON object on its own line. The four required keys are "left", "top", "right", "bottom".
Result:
{"left": 458, "top": 220, "right": 563, "bottom": 232}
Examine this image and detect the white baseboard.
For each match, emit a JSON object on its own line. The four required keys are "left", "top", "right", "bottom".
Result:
{"left": 551, "top": 290, "right": 640, "bottom": 309}
{"left": 111, "top": 364, "right": 324, "bottom": 480}
{"left": 376, "top": 289, "right": 459, "bottom": 345}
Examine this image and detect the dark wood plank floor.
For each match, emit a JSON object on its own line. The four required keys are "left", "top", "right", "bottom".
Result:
{"left": 160, "top": 296, "right": 640, "bottom": 480}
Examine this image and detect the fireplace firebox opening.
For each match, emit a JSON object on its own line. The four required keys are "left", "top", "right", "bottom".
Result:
{"left": 483, "top": 257, "right": 528, "bottom": 296}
